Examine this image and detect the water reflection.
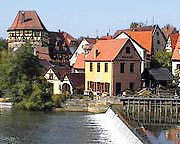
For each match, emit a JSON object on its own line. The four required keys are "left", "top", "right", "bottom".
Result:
{"left": 0, "top": 110, "right": 119, "bottom": 144}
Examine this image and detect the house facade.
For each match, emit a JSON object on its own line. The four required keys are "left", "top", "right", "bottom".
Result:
{"left": 114, "top": 25, "right": 166, "bottom": 55}
{"left": 70, "top": 38, "right": 96, "bottom": 66}
{"left": 85, "top": 39, "right": 142, "bottom": 96}
{"left": 172, "top": 35, "right": 180, "bottom": 76}
{"left": 165, "top": 34, "right": 179, "bottom": 52}
{"left": 44, "top": 67, "right": 70, "bottom": 95}
{"left": 7, "top": 10, "right": 49, "bottom": 52}
{"left": 115, "top": 32, "right": 147, "bottom": 73}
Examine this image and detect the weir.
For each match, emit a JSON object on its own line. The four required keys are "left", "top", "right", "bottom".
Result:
{"left": 104, "top": 107, "right": 149, "bottom": 144}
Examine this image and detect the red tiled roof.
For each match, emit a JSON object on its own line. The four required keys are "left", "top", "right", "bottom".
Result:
{"left": 85, "top": 39, "right": 128, "bottom": 61}
{"left": 113, "top": 26, "right": 154, "bottom": 38}
{"left": 161, "top": 26, "right": 177, "bottom": 39}
{"left": 8, "top": 10, "right": 47, "bottom": 31}
{"left": 172, "top": 35, "right": 180, "bottom": 61}
{"left": 99, "top": 36, "right": 113, "bottom": 40}
{"left": 125, "top": 31, "right": 153, "bottom": 54}
{"left": 73, "top": 54, "right": 85, "bottom": 69}
{"left": 170, "top": 33, "right": 179, "bottom": 50}
{"left": 62, "top": 32, "right": 74, "bottom": 47}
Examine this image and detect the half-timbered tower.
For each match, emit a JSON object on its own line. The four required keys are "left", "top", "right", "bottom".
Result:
{"left": 7, "top": 10, "right": 49, "bottom": 52}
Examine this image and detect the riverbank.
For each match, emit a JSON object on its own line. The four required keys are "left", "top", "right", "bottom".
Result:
{"left": 55, "top": 97, "right": 123, "bottom": 113}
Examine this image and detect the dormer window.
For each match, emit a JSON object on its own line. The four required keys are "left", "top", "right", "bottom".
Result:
{"left": 178, "top": 48, "right": 180, "bottom": 55}
{"left": 126, "top": 47, "right": 130, "bottom": 54}
{"left": 95, "top": 49, "right": 99, "bottom": 57}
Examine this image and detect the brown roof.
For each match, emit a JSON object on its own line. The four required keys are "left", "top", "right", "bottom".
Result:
{"left": 113, "top": 25, "right": 154, "bottom": 38}
{"left": 161, "top": 26, "right": 178, "bottom": 39}
{"left": 73, "top": 54, "right": 85, "bottom": 69}
{"left": 36, "top": 47, "right": 51, "bottom": 61}
{"left": 67, "top": 73, "right": 85, "bottom": 89}
{"left": 53, "top": 66, "right": 70, "bottom": 81}
{"left": 85, "top": 38, "right": 97, "bottom": 44}
{"left": 8, "top": 10, "right": 47, "bottom": 31}
{"left": 85, "top": 39, "right": 128, "bottom": 61}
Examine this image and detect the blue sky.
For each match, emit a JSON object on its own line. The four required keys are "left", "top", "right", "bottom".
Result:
{"left": 0, "top": 0, "right": 180, "bottom": 39}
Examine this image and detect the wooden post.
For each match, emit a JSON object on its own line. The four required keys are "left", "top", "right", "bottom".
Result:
{"left": 165, "top": 101, "right": 167, "bottom": 123}
{"left": 149, "top": 100, "right": 151, "bottom": 123}
{"left": 160, "top": 100, "right": 162, "bottom": 123}
{"left": 138, "top": 100, "right": 140, "bottom": 122}
{"left": 171, "top": 101, "right": 173, "bottom": 123}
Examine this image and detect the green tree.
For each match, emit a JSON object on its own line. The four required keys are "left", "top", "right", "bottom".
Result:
{"left": 130, "top": 22, "right": 145, "bottom": 29}
{"left": 0, "top": 38, "right": 8, "bottom": 51}
{"left": 151, "top": 51, "right": 172, "bottom": 68}
{"left": 0, "top": 43, "right": 53, "bottom": 110}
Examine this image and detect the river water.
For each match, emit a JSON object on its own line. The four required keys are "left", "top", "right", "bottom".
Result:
{"left": 0, "top": 110, "right": 180, "bottom": 144}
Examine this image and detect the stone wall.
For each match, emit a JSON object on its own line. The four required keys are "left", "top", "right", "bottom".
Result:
{"left": 55, "top": 97, "right": 123, "bottom": 113}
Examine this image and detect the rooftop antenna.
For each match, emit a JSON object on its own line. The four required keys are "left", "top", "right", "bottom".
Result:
{"left": 96, "top": 29, "right": 99, "bottom": 38}
{"left": 145, "top": 19, "right": 148, "bottom": 26}
{"left": 152, "top": 16, "right": 154, "bottom": 26}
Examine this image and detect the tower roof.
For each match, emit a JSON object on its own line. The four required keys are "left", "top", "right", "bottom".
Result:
{"left": 8, "top": 10, "right": 47, "bottom": 31}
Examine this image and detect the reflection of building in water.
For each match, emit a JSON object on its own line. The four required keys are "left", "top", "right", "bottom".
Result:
{"left": 166, "top": 128, "right": 180, "bottom": 144}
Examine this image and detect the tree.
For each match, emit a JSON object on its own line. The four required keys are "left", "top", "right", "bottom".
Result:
{"left": 0, "top": 38, "right": 8, "bottom": 51}
{"left": 151, "top": 51, "right": 172, "bottom": 68}
{"left": 130, "top": 22, "right": 145, "bottom": 29}
{"left": 0, "top": 43, "right": 53, "bottom": 110}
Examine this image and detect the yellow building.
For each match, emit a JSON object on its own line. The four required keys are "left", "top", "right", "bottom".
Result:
{"left": 85, "top": 39, "right": 142, "bottom": 96}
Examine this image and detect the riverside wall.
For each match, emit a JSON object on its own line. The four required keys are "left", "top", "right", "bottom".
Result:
{"left": 55, "top": 97, "right": 123, "bottom": 113}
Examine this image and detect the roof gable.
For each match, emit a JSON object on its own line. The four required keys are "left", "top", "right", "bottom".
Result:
{"left": 85, "top": 39, "right": 128, "bottom": 61}
{"left": 8, "top": 10, "right": 47, "bottom": 31}
{"left": 73, "top": 54, "right": 85, "bottom": 69}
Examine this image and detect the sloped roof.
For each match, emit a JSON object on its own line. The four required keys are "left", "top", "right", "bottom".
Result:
{"left": 62, "top": 32, "right": 74, "bottom": 47}
{"left": 99, "top": 36, "right": 113, "bottom": 40}
{"left": 8, "top": 10, "right": 47, "bottom": 31}
{"left": 67, "top": 73, "right": 85, "bottom": 89}
{"left": 149, "top": 68, "right": 173, "bottom": 81}
{"left": 73, "top": 54, "right": 85, "bottom": 69}
{"left": 85, "top": 39, "right": 128, "bottom": 61}
{"left": 125, "top": 31, "right": 153, "bottom": 54}
{"left": 170, "top": 33, "right": 179, "bottom": 50}
{"left": 113, "top": 25, "right": 154, "bottom": 38}
{"left": 36, "top": 47, "right": 51, "bottom": 61}
{"left": 162, "top": 26, "right": 177, "bottom": 39}
{"left": 172, "top": 36, "right": 180, "bottom": 61}
{"left": 85, "top": 38, "right": 97, "bottom": 44}
{"left": 53, "top": 66, "right": 70, "bottom": 81}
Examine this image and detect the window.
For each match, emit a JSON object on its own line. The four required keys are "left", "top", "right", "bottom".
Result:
{"left": 157, "top": 40, "right": 160, "bottom": 45}
{"left": 105, "top": 63, "right": 108, "bottom": 72}
{"left": 97, "top": 63, "right": 100, "bottom": 72}
{"left": 126, "top": 47, "right": 130, "bottom": 54}
{"left": 90, "top": 62, "right": 93, "bottom": 72}
{"left": 129, "top": 82, "right": 134, "bottom": 90}
{"left": 120, "top": 63, "right": 125, "bottom": 73}
{"left": 95, "top": 49, "right": 99, "bottom": 57}
{"left": 49, "top": 73, "right": 53, "bottom": 80}
{"left": 157, "top": 32, "right": 159, "bottom": 36}
{"left": 105, "top": 83, "right": 110, "bottom": 93}
{"left": 177, "top": 64, "right": 180, "bottom": 70}
{"left": 130, "top": 63, "right": 134, "bottom": 73}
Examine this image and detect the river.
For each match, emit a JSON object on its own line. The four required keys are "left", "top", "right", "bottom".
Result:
{"left": 0, "top": 110, "right": 180, "bottom": 144}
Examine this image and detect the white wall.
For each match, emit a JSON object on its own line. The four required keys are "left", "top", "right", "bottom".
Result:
{"left": 61, "top": 76, "right": 73, "bottom": 94}
{"left": 70, "top": 39, "right": 89, "bottom": 66}
{"left": 165, "top": 37, "right": 172, "bottom": 52}
{"left": 44, "top": 68, "right": 62, "bottom": 94}
{"left": 172, "top": 61, "right": 180, "bottom": 75}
